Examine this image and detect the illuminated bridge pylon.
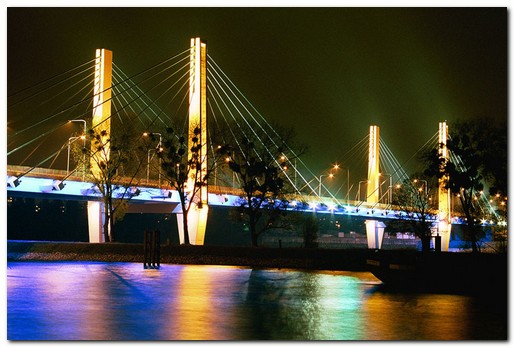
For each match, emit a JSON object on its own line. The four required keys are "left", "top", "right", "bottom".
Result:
{"left": 437, "top": 121, "right": 451, "bottom": 251}
{"left": 88, "top": 48, "right": 113, "bottom": 243}
{"left": 365, "top": 125, "right": 386, "bottom": 249}
{"left": 176, "top": 37, "right": 209, "bottom": 246}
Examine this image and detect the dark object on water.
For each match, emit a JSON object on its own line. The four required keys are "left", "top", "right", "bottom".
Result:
{"left": 367, "top": 250, "right": 507, "bottom": 295}
{"left": 144, "top": 230, "right": 160, "bottom": 269}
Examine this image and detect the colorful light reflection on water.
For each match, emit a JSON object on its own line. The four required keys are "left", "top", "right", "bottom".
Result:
{"left": 7, "top": 262, "right": 507, "bottom": 340}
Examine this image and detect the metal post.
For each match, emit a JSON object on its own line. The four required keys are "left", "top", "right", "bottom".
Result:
{"left": 147, "top": 149, "right": 153, "bottom": 184}
{"left": 69, "top": 119, "right": 87, "bottom": 181}
{"left": 67, "top": 136, "right": 80, "bottom": 175}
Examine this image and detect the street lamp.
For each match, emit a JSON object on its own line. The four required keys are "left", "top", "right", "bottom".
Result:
{"left": 414, "top": 179, "right": 428, "bottom": 195}
{"left": 358, "top": 180, "right": 369, "bottom": 201}
{"left": 68, "top": 119, "right": 87, "bottom": 180}
{"left": 67, "top": 136, "right": 85, "bottom": 175}
{"left": 333, "top": 164, "right": 350, "bottom": 202}
{"left": 143, "top": 132, "right": 163, "bottom": 187}
{"left": 319, "top": 173, "right": 334, "bottom": 197}
{"left": 379, "top": 173, "right": 393, "bottom": 204}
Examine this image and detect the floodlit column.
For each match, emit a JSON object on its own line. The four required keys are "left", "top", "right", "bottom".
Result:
{"left": 88, "top": 49, "right": 112, "bottom": 243}
{"left": 367, "top": 125, "right": 380, "bottom": 204}
{"left": 90, "top": 49, "right": 113, "bottom": 178}
{"left": 87, "top": 201, "right": 105, "bottom": 243}
{"left": 438, "top": 121, "right": 451, "bottom": 251}
{"left": 177, "top": 37, "right": 209, "bottom": 245}
{"left": 365, "top": 125, "right": 384, "bottom": 249}
{"left": 365, "top": 220, "right": 386, "bottom": 249}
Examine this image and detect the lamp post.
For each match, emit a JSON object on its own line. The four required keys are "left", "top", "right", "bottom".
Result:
{"left": 146, "top": 149, "right": 154, "bottom": 184}
{"left": 68, "top": 119, "right": 87, "bottom": 180}
{"left": 143, "top": 132, "right": 163, "bottom": 187}
{"left": 67, "top": 136, "right": 84, "bottom": 175}
{"left": 333, "top": 164, "right": 350, "bottom": 202}
{"left": 379, "top": 173, "right": 393, "bottom": 204}
{"left": 318, "top": 173, "right": 333, "bottom": 197}
{"left": 358, "top": 180, "right": 369, "bottom": 201}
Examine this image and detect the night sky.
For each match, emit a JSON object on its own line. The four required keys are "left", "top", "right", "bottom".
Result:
{"left": 6, "top": 6, "right": 508, "bottom": 181}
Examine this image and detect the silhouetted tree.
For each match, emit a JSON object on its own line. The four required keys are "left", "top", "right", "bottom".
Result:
{"left": 424, "top": 118, "right": 507, "bottom": 253}
{"left": 83, "top": 124, "right": 147, "bottom": 242}
{"left": 226, "top": 126, "right": 306, "bottom": 246}
{"left": 391, "top": 176, "right": 437, "bottom": 252}
{"left": 156, "top": 126, "right": 228, "bottom": 245}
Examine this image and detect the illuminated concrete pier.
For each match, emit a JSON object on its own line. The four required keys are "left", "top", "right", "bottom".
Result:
{"left": 437, "top": 121, "right": 451, "bottom": 251}
{"left": 88, "top": 48, "right": 113, "bottom": 243}
{"left": 365, "top": 125, "right": 385, "bottom": 249}
{"left": 176, "top": 37, "right": 209, "bottom": 245}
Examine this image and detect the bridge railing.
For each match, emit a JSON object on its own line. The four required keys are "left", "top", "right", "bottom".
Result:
{"left": 7, "top": 164, "right": 396, "bottom": 212}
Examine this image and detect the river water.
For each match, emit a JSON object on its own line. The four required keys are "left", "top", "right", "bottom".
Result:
{"left": 7, "top": 261, "right": 507, "bottom": 340}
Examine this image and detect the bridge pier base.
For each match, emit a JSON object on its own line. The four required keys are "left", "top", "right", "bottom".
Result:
{"left": 176, "top": 204, "right": 209, "bottom": 245}
{"left": 438, "top": 221, "right": 451, "bottom": 252}
{"left": 365, "top": 220, "right": 385, "bottom": 249}
{"left": 87, "top": 201, "right": 105, "bottom": 243}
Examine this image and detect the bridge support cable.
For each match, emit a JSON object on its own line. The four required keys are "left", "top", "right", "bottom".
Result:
{"left": 208, "top": 57, "right": 328, "bottom": 201}
{"left": 208, "top": 57, "right": 320, "bottom": 196}
{"left": 110, "top": 55, "right": 191, "bottom": 129}
{"left": 208, "top": 67, "right": 322, "bottom": 202}
{"left": 85, "top": 48, "right": 191, "bottom": 132}
{"left": 8, "top": 70, "right": 95, "bottom": 140}
{"left": 8, "top": 67, "right": 95, "bottom": 154}
{"left": 8, "top": 59, "right": 96, "bottom": 108}
{"left": 8, "top": 48, "right": 191, "bottom": 169}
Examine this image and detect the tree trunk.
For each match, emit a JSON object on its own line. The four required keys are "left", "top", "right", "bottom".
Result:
{"left": 421, "top": 237, "right": 431, "bottom": 253}
{"left": 249, "top": 212, "right": 258, "bottom": 247}
{"left": 103, "top": 201, "right": 110, "bottom": 242}
{"left": 181, "top": 194, "right": 190, "bottom": 245}
{"left": 109, "top": 205, "right": 115, "bottom": 242}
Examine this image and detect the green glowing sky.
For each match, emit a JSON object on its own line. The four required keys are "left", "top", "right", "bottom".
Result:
{"left": 7, "top": 7, "right": 507, "bottom": 179}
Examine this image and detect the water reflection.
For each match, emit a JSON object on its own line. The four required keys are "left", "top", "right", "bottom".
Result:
{"left": 7, "top": 262, "right": 507, "bottom": 340}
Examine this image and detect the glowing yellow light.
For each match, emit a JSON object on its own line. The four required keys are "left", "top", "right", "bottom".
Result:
{"left": 329, "top": 173, "right": 334, "bottom": 178}
{"left": 333, "top": 164, "right": 340, "bottom": 169}
{"left": 143, "top": 132, "right": 148, "bottom": 137}
{"left": 396, "top": 184, "right": 401, "bottom": 189}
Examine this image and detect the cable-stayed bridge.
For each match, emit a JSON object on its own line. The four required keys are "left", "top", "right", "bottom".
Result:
{"left": 8, "top": 37, "right": 487, "bottom": 249}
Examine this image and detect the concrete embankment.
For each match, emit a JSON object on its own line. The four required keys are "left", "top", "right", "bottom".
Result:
{"left": 7, "top": 240, "right": 372, "bottom": 271}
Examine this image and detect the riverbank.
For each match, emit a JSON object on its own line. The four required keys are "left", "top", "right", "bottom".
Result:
{"left": 7, "top": 240, "right": 371, "bottom": 271}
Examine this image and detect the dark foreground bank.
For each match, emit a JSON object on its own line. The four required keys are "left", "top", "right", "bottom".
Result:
{"left": 7, "top": 240, "right": 371, "bottom": 271}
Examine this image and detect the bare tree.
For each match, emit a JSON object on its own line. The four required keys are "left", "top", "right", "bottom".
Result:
{"left": 391, "top": 177, "right": 438, "bottom": 252}
{"left": 156, "top": 126, "right": 228, "bottom": 245}
{"left": 226, "top": 126, "right": 306, "bottom": 247}
{"left": 82, "top": 124, "right": 147, "bottom": 242}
